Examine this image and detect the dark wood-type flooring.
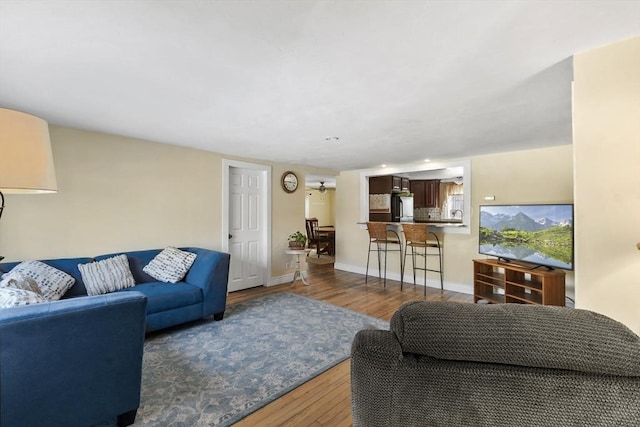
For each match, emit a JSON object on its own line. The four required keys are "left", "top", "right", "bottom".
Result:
{"left": 227, "top": 263, "right": 473, "bottom": 426}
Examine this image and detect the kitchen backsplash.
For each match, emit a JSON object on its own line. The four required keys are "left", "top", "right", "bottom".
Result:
{"left": 414, "top": 207, "right": 441, "bottom": 221}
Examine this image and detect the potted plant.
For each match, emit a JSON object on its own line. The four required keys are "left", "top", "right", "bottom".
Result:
{"left": 288, "top": 231, "right": 308, "bottom": 249}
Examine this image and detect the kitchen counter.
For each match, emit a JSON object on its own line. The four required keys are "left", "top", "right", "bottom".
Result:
{"left": 360, "top": 220, "right": 466, "bottom": 228}
{"left": 412, "top": 219, "right": 463, "bottom": 225}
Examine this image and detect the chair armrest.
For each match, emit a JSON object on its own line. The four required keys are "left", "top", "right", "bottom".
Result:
{"left": 0, "top": 292, "right": 147, "bottom": 427}
{"left": 351, "top": 329, "right": 402, "bottom": 427}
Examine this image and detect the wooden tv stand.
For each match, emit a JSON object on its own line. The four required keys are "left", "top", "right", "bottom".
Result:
{"left": 473, "top": 259, "right": 566, "bottom": 306}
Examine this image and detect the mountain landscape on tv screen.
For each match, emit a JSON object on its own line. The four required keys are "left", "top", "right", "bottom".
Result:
{"left": 480, "top": 211, "right": 573, "bottom": 232}
{"left": 479, "top": 208, "right": 573, "bottom": 269}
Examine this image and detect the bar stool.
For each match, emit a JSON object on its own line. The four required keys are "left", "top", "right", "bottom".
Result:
{"left": 401, "top": 223, "right": 443, "bottom": 295}
{"left": 365, "top": 222, "right": 403, "bottom": 287}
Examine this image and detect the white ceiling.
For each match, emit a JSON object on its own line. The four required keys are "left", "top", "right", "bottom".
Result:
{"left": 1, "top": 1, "right": 638, "bottom": 173}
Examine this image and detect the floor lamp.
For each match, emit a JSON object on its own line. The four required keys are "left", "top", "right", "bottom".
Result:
{"left": 0, "top": 108, "right": 58, "bottom": 262}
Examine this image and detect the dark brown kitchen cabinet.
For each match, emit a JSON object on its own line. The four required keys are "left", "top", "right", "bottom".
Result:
{"left": 410, "top": 179, "right": 440, "bottom": 208}
{"left": 425, "top": 179, "right": 440, "bottom": 207}
{"left": 392, "top": 176, "right": 402, "bottom": 192}
{"left": 369, "top": 176, "right": 392, "bottom": 193}
{"left": 369, "top": 175, "right": 404, "bottom": 193}
{"left": 401, "top": 178, "right": 410, "bottom": 192}
{"left": 410, "top": 180, "right": 426, "bottom": 207}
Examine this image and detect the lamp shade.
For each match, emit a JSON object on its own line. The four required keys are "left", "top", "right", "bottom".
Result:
{"left": 0, "top": 108, "right": 57, "bottom": 193}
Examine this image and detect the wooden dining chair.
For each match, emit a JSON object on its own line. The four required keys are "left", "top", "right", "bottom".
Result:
{"left": 305, "top": 218, "right": 334, "bottom": 258}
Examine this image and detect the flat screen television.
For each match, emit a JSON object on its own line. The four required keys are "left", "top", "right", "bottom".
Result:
{"left": 479, "top": 204, "right": 574, "bottom": 270}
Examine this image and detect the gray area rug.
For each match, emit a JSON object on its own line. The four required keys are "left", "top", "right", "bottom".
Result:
{"left": 105, "top": 292, "right": 388, "bottom": 426}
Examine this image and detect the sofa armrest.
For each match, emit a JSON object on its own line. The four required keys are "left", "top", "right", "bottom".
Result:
{"left": 351, "top": 329, "right": 402, "bottom": 427}
{"left": 0, "top": 292, "right": 147, "bottom": 427}
{"left": 182, "top": 247, "right": 230, "bottom": 318}
{"left": 391, "top": 301, "right": 640, "bottom": 377}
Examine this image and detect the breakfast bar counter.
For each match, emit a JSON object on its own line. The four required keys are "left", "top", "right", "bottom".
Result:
{"left": 359, "top": 220, "right": 466, "bottom": 228}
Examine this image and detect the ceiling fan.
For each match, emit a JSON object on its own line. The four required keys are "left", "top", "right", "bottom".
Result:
{"left": 318, "top": 181, "right": 326, "bottom": 193}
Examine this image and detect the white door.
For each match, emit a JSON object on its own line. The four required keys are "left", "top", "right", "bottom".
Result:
{"left": 227, "top": 167, "right": 264, "bottom": 292}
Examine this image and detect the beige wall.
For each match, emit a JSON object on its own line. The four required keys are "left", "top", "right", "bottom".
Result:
{"left": 306, "top": 188, "right": 335, "bottom": 226}
{"left": 0, "top": 126, "right": 223, "bottom": 260}
{"left": 573, "top": 37, "right": 640, "bottom": 334}
{"left": 269, "top": 165, "right": 307, "bottom": 278}
{"left": 0, "top": 126, "right": 309, "bottom": 282}
{"left": 335, "top": 145, "right": 574, "bottom": 294}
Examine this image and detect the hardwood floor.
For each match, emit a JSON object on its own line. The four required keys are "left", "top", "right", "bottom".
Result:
{"left": 228, "top": 264, "right": 473, "bottom": 427}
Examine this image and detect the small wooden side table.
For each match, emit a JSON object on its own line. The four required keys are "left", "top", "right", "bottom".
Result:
{"left": 285, "top": 248, "right": 311, "bottom": 285}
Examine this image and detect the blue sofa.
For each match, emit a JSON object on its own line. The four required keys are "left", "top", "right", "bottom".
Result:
{"left": 0, "top": 292, "right": 148, "bottom": 427}
{"left": 0, "top": 247, "right": 231, "bottom": 332}
{"left": 0, "top": 247, "right": 230, "bottom": 426}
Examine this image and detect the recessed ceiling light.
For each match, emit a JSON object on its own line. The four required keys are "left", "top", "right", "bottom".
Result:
{"left": 424, "top": 159, "right": 431, "bottom": 162}
{"left": 381, "top": 164, "right": 387, "bottom": 168}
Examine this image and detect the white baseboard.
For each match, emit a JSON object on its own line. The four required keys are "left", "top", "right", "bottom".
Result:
{"left": 267, "top": 264, "right": 473, "bottom": 296}
{"left": 267, "top": 272, "right": 308, "bottom": 287}
{"left": 334, "top": 262, "right": 473, "bottom": 295}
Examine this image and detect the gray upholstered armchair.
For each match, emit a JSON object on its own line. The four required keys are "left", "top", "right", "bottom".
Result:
{"left": 351, "top": 301, "right": 640, "bottom": 427}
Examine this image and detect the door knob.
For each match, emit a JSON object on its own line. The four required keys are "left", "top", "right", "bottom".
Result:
{"left": 228, "top": 234, "right": 233, "bottom": 239}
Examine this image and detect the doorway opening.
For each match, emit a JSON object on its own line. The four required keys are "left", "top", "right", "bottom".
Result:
{"left": 304, "top": 175, "right": 336, "bottom": 265}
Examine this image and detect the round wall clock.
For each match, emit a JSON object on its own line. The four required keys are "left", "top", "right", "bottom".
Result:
{"left": 281, "top": 171, "right": 298, "bottom": 193}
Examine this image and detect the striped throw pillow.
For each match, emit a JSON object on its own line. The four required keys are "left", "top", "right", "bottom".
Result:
{"left": 78, "top": 254, "right": 136, "bottom": 296}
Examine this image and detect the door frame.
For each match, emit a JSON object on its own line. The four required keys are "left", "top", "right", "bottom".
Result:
{"left": 222, "top": 159, "right": 272, "bottom": 287}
